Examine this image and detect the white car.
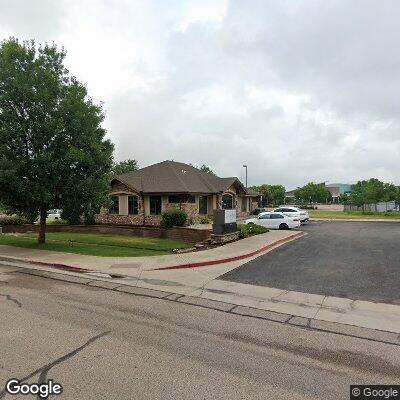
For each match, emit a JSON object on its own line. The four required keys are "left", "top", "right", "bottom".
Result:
{"left": 244, "top": 212, "right": 301, "bottom": 230}
{"left": 47, "top": 209, "right": 62, "bottom": 220}
{"left": 273, "top": 206, "right": 309, "bottom": 223}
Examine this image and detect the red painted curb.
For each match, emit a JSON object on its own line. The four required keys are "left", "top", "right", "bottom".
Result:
{"left": 153, "top": 231, "right": 305, "bottom": 271}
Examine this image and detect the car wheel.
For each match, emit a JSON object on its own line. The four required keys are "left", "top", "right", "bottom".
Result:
{"left": 279, "top": 223, "right": 289, "bottom": 230}
{"left": 248, "top": 222, "right": 254, "bottom": 225}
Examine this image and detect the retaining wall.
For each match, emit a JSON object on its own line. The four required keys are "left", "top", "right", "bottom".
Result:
{"left": 0, "top": 224, "right": 211, "bottom": 244}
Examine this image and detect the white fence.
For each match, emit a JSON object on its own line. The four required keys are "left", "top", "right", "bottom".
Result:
{"left": 344, "top": 201, "right": 399, "bottom": 212}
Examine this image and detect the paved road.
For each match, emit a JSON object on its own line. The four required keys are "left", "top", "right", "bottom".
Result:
{"left": 221, "top": 221, "right": 400, "bottom": 304}
{"left": 0, "top": 267, "right": 399, "bottom": 399}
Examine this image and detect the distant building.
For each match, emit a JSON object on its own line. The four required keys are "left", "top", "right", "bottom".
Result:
{"left": 285, "top": 182, "right": 353, "bottom": 203}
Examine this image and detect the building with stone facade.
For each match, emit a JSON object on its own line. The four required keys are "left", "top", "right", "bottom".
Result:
{"left": 96, "top": 160, "right": 260, "bottom": 226}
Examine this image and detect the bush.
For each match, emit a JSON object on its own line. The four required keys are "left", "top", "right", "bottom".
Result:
{"left": 237, "top": 223, "right": 268, "bottom": 238}
{"left": 47, "top": 219, "right": 69, "bottom": 225}
{"left": 200, "top": 215, "right": 212, "bottom": 224}
{"left": 0, "top": 215, "right": 27, "bottom": 226}
{"left": 160, "top": 209, "right": 187, "bottom": 229}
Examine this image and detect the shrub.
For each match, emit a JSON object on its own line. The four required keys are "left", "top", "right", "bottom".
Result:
{"left": 237, "top": 224, "right": 268, "bottom": 238}
{"left": 0, "top": 215, "right": 27, "bottom": 226}
{"left": 160, "top": 209, "right": 187, "bottom": 229}
{"left": 47, "top": 219, "right": 69, "bottom": 225}
{"left": 200, "top": 215, "right": 212, "bottom": 224}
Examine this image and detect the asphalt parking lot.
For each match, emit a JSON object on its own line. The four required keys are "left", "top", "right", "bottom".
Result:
{"left": 221, "top": 221, "right": 400, "bottom": 304}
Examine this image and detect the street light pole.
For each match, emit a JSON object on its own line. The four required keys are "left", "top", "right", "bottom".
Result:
{"left": 243, "top": 165, "right": 248, "bottom": 188}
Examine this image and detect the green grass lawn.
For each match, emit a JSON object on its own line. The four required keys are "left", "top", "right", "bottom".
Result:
{"left": 309, "top": 210, "right": 400, "bottom": 219}
{"left": 0, "top": 232, "right": 193, "bottom": 257}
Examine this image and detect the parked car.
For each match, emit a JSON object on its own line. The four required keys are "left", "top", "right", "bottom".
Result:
{"left": 244, "top": 212, "right": 301, "bottom": 230}
{"left": 273, "top": 206, "right": 309, "bottom": 223}
{"left": 47, "top": 209, "right": 62, "bottom": 220}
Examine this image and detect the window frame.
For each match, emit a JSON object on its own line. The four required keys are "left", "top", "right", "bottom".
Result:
{"left": 241, "top": 197, "right": 247, "bottom": 212}
{"left": 198, "top": 195, "right": 208, "bottom": 215}
{"left": 168, "top": 195, "right": 181, "bottom": 204}
{"left": 109, "top": 195, "right": 119, "bottom": 215}
{"left": 149, "top": 196, "right": 162, "bottom": 215}
{"left": 128, "top": 195, "right": 139, "bottom": 215}
{"left": 182, "top": 194, "right": 196, "bottom": 204}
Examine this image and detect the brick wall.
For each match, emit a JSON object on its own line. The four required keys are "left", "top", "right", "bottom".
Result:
{"left": 1, "top": 224, "right": 211, "bottom": 244}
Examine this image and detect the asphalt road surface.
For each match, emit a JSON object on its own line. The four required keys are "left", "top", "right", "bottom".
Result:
{"left": 0, "top": 267, "right": 399, "bottom": 399}
{"left": 221, "top": 221, "right": 400, "bottom": 304}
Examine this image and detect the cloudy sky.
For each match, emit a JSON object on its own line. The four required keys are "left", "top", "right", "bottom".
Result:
{"left": 1, "top": 0, "right": 399, "bottom": 188}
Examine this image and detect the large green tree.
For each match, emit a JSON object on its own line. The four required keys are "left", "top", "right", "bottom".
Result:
{"left": 200, "top": 164, "right": 216, "bottom": 175}
{"left": 294, "top": 183, "right": 332, "bottom": 203}
{"left": 0, "top": 38, "right": 114, "bottom": 243}
{"left": 350, "top": 178, "right": 399, "bottom": 206}
{"left": 112, "top": 159, "right": 139, "bottom": 175}
{"left": 250, "top": 184, "right": 285, "bottom": 206}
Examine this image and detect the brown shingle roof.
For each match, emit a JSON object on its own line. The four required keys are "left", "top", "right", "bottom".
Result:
{"left": 114, "top": 160, "right": 247, "bottom": 194}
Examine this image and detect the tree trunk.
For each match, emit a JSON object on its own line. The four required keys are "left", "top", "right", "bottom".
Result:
{"left": 38, "top": 207, "right": 47, "bottom": 244}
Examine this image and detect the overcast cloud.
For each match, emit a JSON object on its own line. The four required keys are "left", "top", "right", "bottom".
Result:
{"left": 1, "top": 0, "right": 399, "bottom": 188}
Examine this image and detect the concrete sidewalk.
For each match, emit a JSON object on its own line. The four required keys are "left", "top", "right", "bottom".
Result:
{"left": 0, "top": 230, "right": 301, "bottom": 273}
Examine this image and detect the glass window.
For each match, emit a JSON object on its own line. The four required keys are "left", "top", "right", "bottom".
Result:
{"left": 241, "top": 197, "right": 247, "bottom": 212}
{"left": 168, "top": 195, "right": 196, "bottom": 204}
{"left": 259, "top": 213, "right": 270, "bottom": 219}
{"left": 199, "top": 195, "right": 208, "bottom": 215}
{"left": 150, "top": 196, "right": 162, "bottom": 215}
{"left": 128, "top": 196, "right": 138, "bottom": 215}
{"left": 183, "top": 194, "right": 196, "bottom": 203}
{"left": 270, "top": 213, "right": 284, "bottom": 219}
{"left": 109, "top": 196, "right": 119, "bottom": 215}
{"left": 168, "top": 195, "right": 181, "bottom": 204}
{"left": 222, "top": 194, "right": 233, "bottom": 209}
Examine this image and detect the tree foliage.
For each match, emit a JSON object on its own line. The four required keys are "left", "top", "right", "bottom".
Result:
{"left": 0, "top": 38, "right": 114, "bottom": 242}
{"left": 350, "top": 179, "right": 399, "bottom": 206}
{"left": 112, "top": 159, "right": 139, "bottom": 175}
{"left": 294, "top": 183, "right": 332, "bottom": 203}
{"left": 249, "top": 184, "right": 285, "bottom": 206}
{"left": 200, "top": 164, "right": 216, "bottom": 175}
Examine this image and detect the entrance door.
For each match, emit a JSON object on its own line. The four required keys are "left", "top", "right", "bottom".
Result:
{"left": 222, "top": 194, "right": 233, "bottom": 209}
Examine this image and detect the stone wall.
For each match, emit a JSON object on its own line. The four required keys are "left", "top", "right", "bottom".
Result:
{"left": 95, "top": 204, "right": 144, "bottom": 225}
{"left": 211, "top": 231, "right": 240, "bottom": 244}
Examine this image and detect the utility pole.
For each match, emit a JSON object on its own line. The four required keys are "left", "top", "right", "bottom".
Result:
{"left": 243, "top": 165, "right": 248, "bottom": 188}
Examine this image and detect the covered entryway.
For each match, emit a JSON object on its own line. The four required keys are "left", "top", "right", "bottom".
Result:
{"left": 222, "top": 194, "right": 233, "bottom": 209}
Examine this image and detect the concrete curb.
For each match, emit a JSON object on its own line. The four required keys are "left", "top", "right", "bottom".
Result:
{"left": 153, "top": 231, "right": 306, "bottom": 271}
{"left": 0, "top": 255, "right": 92, "bottom": 273}
{"left": 3, "top": 264, "right": 399, "bottom": 347}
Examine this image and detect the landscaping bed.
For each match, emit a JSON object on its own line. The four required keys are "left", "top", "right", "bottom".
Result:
{"left": 0, "top": 232, "right": 193, "bottom": 257}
